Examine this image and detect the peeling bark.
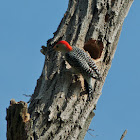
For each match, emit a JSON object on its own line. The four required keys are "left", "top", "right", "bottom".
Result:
{"left": 6, "top": 0, "right": 133, "bottom": 139}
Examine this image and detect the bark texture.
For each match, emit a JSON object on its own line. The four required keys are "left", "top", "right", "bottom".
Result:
{"left": 6, "top": 0, "right": 133, "bottom": 140}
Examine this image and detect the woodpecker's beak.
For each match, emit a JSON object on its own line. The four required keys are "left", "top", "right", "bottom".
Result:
{"left": 53, "top": 44, "right": 59, "bottom": 51}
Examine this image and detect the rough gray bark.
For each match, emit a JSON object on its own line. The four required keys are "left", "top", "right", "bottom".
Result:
{"left": 6, "top": 0, "right": 133, "bottom": 140}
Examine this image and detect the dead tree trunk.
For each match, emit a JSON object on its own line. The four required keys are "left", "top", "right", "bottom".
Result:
{"left": 6, "top": 0, "right": 133, "bottom": 140}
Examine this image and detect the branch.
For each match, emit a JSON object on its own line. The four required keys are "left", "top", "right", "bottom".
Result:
{"left": 6, "top": 99, "right": 31, "bottom": 140}
{"left": 120, "top": 130, "right": 127, "bottom": 140}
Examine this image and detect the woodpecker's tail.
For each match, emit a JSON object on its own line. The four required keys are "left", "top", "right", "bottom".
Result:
{"left": 84, "top": 80, "right": 94, "bottom": 101}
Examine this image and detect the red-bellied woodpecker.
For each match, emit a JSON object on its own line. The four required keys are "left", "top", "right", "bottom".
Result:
{"left": 53, "top": 40, "right": 101, "bottom": 99}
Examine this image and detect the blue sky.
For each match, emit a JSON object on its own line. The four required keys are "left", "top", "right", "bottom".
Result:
{"left": 0, "top": 0, "right": 139, "bottom": 140}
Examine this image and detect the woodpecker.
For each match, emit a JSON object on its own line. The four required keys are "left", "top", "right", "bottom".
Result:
{"left": 53, "top": 40, "right": 101, "bottom": 99}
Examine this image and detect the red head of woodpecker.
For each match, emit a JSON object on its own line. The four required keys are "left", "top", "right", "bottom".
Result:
{"left": 53, "top": 40, "right": 72, "bottom": 53}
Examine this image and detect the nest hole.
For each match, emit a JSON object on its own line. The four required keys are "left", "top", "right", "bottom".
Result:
{"left": 84, "top": 39, "right": 104, "bottom": 60}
